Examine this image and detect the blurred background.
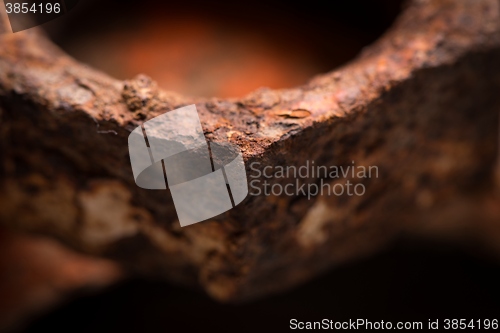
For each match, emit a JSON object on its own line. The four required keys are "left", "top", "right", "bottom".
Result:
{"left": 20, "top": 238, "right": 500, "bottom": 332}
{"left": 43, "top": 0, "right": 402, "bottom": 98}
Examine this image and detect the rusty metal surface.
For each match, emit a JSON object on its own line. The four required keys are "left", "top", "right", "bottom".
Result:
{"left": 0, "top": 0, "right": 500, "bottom": 319}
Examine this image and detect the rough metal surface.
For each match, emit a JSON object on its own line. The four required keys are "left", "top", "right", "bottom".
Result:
{"left": 1, "top": 0, "right": 500, "bottom": 309}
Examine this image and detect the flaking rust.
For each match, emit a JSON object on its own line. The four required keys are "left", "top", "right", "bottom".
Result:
{"left": 0, "top": 0, "right": 500, "bottom": 309}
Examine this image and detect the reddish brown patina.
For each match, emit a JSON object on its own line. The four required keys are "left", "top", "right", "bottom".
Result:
{"left": 0, "top": 1, "right": 500, "bottom": 328}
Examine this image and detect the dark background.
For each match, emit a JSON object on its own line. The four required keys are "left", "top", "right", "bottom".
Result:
{"left": 24, "top": 238, "right": 500, "bottom": 332}
{"left": 44, "top": 0, "right": 403, "bottom": 97}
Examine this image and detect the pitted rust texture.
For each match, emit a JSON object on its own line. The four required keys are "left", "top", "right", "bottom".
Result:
{"left": 0, "top": 0, "right": 500, "bottom": 306}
